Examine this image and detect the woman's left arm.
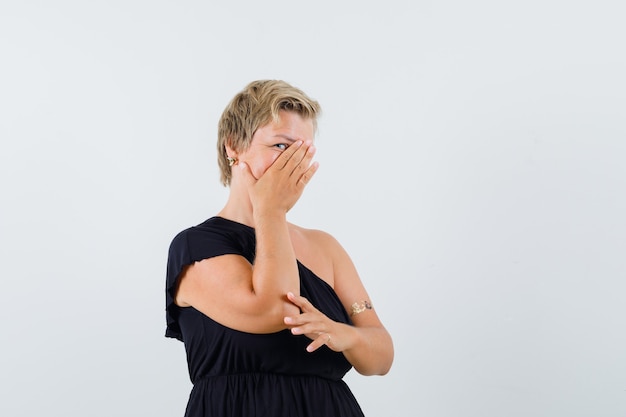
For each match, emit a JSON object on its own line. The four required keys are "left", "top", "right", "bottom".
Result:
{"left": 284, "top": 233, "right": 394, "bottom": 376}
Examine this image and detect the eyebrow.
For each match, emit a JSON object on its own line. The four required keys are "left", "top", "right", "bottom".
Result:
{"left": 273, "top": 134, "right": 297, "bottom": 143}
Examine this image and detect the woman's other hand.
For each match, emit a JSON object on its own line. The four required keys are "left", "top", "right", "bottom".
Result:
{"left": 283, "top": 292, "right": 356, "bottom": 353}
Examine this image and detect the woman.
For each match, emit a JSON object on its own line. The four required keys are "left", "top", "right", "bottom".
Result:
{"left": 165, "top": 80, "right": 393, "bottom": 416}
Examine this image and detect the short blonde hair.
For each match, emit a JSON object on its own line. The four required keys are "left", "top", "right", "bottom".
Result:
{"left": 217, "top": 80, "right": 321, "bottom": 186}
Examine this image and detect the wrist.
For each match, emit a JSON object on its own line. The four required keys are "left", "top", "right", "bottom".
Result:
{"left": 253, "top": 208, "right": 287, "bottom": 224}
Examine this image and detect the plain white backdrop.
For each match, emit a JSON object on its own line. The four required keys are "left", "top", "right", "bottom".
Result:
{"left": 1, "top": 1, "right": 625, "bottom": 416}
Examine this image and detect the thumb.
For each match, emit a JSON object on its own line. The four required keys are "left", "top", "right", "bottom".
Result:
{"left": 237, "top": 161, "right": 255, "bottom": 186}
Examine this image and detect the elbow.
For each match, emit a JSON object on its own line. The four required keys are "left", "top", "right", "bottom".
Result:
{"left": 378, "top": 356, "right": 394, "bottom": 376}
{"left": 349, "top": 328, "right": 395, "bottom": 376}
{"left": 375, "top": 354, "right": 394, "bottom": 376}
{"left": 372, "top": 333, "right": 394, "bottom": 376}
{"left": 244, "top": 294, "right": 299, "bottom": 333}
{"left": 381, "top": 341, "right": 395, "bottom": 375}
{"left": 354, "top": 347, "right": 394, "bottom": 376}
{"left": 355, "top": 356, "right": 394, "bottom": 376}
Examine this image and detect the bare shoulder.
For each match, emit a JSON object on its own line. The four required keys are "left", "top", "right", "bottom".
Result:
{"left": 289, "top": 223, "right": 340, "bottom": 246}
{"left": 289, "top": 223, "right": 348, "bottom": 260}
{"left": 288, "top": 223, "right": 345, "bottom": 287}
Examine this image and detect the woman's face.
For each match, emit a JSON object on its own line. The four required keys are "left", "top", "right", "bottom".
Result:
{"left": 237, "top": 110, "right": 315, "bottom": 180}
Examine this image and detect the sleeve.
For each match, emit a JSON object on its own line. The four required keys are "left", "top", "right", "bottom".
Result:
{"left": 164, "top": 225, "right": 244, "bottom": 341}
{"left": 165, "top": 230, "right": 191, "bottom": 341}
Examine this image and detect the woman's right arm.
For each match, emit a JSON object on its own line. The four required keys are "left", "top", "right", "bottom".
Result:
{"left": 175, "top": 141, "right": 317, "bottom": 334}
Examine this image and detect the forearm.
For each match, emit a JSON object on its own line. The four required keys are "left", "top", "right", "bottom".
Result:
{"left": 342, "top": 324, "right": 394, "bottom": 376}
{"left": 252, "top": 210, "right": 300, "bottom": 316}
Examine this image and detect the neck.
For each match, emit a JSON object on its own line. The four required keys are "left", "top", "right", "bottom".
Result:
{"left": 217, "top": 182, "right": 255, "bottom": 228}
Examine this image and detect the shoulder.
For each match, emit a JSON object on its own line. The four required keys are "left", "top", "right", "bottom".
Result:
{"left": 289, "top": 223, "right": 349, "bottom": 261}
{"left": 167, "top": 221, "right": 208, "bottom": 256}
{"left": 168, "top": 216, "right": 254, "bottom": 263}
{"left": 171, "top": 217, "right": 245, "bottom": 243}
{"left": 290, "top": 223, "right": 337, "bottom": 244}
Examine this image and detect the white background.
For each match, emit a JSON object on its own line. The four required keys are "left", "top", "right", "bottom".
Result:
{"left": 1, "top": 1, "right": 625, "bottom": 416}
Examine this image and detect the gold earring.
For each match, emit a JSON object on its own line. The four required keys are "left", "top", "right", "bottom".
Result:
{"left": 226, "top": 157, "right": 236, "bottom": 167}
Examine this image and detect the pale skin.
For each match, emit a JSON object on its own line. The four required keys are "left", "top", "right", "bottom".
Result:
{"left": 175, "top": 110, "right": 394, "bottom": 376}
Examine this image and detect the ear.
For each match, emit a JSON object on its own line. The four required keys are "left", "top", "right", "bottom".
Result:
{"left": 224, "top": 143, "right": 239, "bottom": 159}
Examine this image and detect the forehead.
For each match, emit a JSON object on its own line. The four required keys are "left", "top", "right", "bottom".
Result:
{"left": 256, "top": 110, "right": 315, "bottom": 141}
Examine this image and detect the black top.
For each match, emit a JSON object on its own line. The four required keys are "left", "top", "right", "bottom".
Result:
{"left": 165, "top": 217, "right": 365, "bottom": 416}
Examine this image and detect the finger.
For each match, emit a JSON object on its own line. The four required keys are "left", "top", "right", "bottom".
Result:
{"left": 281, "top": 141, "right": 314, "bottom": 176}
{"left": 297, "top": 161, "right": 319, "bottom": 187}
{"left": 289, "top": 321, "right": 323, "bottom": 336}
{"left": 306, "top": 333, "right": 331, "bottom": 353}
{"left": 289, "top": 145, "right": 316, "bottom": 180}
{"left": 273, "top": 140, "right": 303, "bottom": 170}
{"left": 287, "top": 291, "right": 316, "bottom": 312}
{"left": 237, "top": 161, "right": 256, "bottom": 186}
{"left": 283, "top": 312, "right": 311, "bottom": 326}
{"left": 285, "top": 311, "right": 320, "bottom": 329}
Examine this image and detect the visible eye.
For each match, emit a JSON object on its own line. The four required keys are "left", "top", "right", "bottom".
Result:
{"left": 274, "top": 143, "right": 288, "bottom": 150}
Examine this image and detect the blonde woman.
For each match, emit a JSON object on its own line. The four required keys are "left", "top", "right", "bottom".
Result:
{"left": 166, "top": 80, "right": 393, "bottom": 416}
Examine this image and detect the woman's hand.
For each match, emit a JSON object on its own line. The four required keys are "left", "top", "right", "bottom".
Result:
{"left": 283, "top": 292, "right": 355, "bottom": 353}
{"left": 240, "top": 140, "right": 318, "bottom": 215}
